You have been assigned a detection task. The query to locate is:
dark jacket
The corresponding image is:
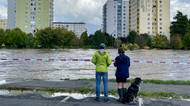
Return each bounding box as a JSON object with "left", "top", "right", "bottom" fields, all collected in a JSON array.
[{"left": 114, "top": 54, "right": 130, "bottom": 78}]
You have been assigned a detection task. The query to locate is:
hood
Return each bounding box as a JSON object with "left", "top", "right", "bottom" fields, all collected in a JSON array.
[{"left": 118, "top": 54, "right": 128, "bottom": 64}]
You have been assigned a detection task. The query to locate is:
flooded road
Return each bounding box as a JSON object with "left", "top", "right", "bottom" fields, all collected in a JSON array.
[{"left": 0, "top": 49, "right": 190, "bottom": 81}]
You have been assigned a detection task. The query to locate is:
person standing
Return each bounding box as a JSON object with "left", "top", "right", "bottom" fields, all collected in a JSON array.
[
  {"left": 114, "top": 48, "right": 130, "bottom": 103},
  {"left": 91, "top": 43, "right": 112, "bottom": 102}
]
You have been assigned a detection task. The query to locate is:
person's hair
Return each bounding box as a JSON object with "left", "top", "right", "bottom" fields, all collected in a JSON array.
[{"left": 118, "top": 48, "right": 125, "bottom": 54}]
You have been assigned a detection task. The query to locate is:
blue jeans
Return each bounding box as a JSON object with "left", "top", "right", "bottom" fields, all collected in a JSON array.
[{"left": 96, "top": 72, "right": 108, "bottom": 98}]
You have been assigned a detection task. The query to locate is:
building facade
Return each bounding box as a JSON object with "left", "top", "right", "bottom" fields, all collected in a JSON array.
[
  {"left": 0, "top": 19, "right": 7, "bottom": 30},
  {"left": 53, "top": 22, "right": 87, "bottom": 38},
  {"left": 129, "top": 0, "right": 170, "bottom": 39},
  {"left": 8, "top": 0, "right": 54, "bottom": 34},
  {"left": 103, "top": 0, "right": 129, "bottom": 38}
]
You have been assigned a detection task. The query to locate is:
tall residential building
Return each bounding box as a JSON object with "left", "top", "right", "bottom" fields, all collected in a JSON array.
[
  {"left": 129, "top": 0, "right": 170, "bottom": 38},
  {"left": 103, "top": 0, "right": 129, "bottom": 38},
  {"left": 0, "top": 19, "right": 7, "bottom": 30},
  {"left": 8, "top": 0, "right": 54, "bottom": 34},
  {"left": 53, "top": 22, "right": 87, "bottom": 38}
]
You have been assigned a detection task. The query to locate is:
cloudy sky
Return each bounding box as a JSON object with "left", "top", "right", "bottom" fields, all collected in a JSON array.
[{"left": 0, "top": 0, "right": 190, "bottom": 34}]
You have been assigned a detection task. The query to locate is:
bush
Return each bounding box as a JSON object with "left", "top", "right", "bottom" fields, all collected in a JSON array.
[
  {"left": 0, "top": 29, "right": 5, "bottom": 47},
  {"left": 152, "top": 35, "right": 170, "bottom": 49},
  {"left": 136, "top": 34, "right": 152, "bottom": 48},
  {"left": 35, "top": 28, "right": 78, "bottom": 48},
  {"left": 4, "top": 28, "right": 29, "bottom": 48},
  {"left": 88, "top": 30, "right": 116, "bottom": 48},
  {"left": 170, "top": 34, "right": 183, "bottom": 49},
  {"left": 121, "top": 43, "right": 139, "bottom": 51},
  {"left": 183, "top": 32, "right": 190, "bottom": 49}
]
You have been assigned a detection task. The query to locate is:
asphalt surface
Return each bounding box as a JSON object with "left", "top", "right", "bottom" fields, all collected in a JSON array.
[
  {"left": 1, "top": 80, "right": 190, "bottom": 106},
  {"left": 0, "top": 93, "right": 190, "bottom": 106}
]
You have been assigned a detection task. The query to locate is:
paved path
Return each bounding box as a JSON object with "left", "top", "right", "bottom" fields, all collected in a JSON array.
[
  {"left": 1, "top": 80, "right": 190, "bottom": 95},
  {"left": 1, "top": 80, "right": 190, "bottom": 106},
  {"left": 0, "top": 93, "right": 190, "bottom": 106}
]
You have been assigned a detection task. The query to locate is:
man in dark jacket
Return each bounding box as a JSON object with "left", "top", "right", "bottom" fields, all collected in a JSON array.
[{"left": 114, "top": 48, "right": 130, "bottom": 103}]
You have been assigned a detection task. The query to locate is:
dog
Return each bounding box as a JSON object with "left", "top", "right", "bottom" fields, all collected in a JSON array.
[{"left": 124, "top": 77, "right": 142, "bottom": 104}]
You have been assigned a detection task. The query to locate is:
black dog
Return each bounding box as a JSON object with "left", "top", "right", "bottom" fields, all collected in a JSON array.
[{"left": 124, "top": 77, "right": 142, "bottom": 103}]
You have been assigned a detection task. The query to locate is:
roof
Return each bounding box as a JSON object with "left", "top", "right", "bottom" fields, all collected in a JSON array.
[{"left": 53, "top": 22, "right": 86, "bottom": 25}]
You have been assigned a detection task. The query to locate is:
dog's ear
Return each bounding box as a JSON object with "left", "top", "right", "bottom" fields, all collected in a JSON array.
[{"left": 135, "top": 77, "right": 142, "bottom": 82}]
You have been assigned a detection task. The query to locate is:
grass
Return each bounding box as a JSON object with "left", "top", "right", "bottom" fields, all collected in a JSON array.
[
  {"left": 139, "top": 91, "right": 190, "bottom": 99},
  {"left": 142, "top": 80, "right": 190, "bottom": 85},
  {"left": 78, "top": 78, "right": 190, "bottom": 85}
]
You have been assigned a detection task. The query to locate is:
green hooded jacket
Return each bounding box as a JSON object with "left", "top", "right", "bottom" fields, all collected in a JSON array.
[{"left": 91, "top": 51, "right": 112, "bottom": 72}]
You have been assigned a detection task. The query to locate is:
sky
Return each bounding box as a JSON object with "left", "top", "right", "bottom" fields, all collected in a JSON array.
[{"left": 0, "top": 0, "right": 190, "bottom": 34}]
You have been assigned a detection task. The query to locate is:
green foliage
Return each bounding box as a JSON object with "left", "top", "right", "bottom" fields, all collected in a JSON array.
[
  {"left": 90, "top": 30, "right": 107, "bottom": 47},
  {"left": 35, "top": 28, "right": 64, "bottom": 48},
  {"left": 0, "top": 29, "right": 5, "bottom": 47},
  {"left": 170, "top": 11, "right": 190, "bottom": 50},
  {"left": 4, "top": 28, "right": 29, "bottom": 48},
  {"left": 121, "top": 43, "right": 139, "bottom": 50},
  {"left": 127, "top": 31, "right": 138, "bottom": 44},
  {"left": 136, "top": 34, "right": 152, "bottom": 48},
  {"left": 80, "top": 31, "right": 89, "bottom": 46},
  {"left": 105, "top": 33, "right": 115, "bottom": 47},
  {"left": 170, "top": 11, "right": 189, "bottom": 37},
  {"left": 183, "top": 32, "right": 190, "bottom": 49},
  {"left": 152, "top": 35, "right": 170, "bottom": 49},
  {"left": 88, "top": 30, "right": 115, "bottom": 48},
  {"left": 170, "top": 34, "right": 183, "bottom": 49},
  {"left": 26, "top": 33, "right": 35, "bottom": 48},
  {"left": 35, "top": 28, "right": 78, "bottom": 48}
]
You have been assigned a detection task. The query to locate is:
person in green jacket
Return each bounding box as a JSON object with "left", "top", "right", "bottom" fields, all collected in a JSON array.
[{"left": 91, "top": 43, "right": 112, "bottom": 102}]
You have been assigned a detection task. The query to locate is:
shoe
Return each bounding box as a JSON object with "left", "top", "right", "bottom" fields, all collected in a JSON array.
[
  {"left": 95, "top": 97, "right": 100, "bottom": 102},
  {"left": 118, "top": 89, "right": 124, "bottom": 103},
  {"left": 104, "top": 97, "right": 110, "bottom": 102}
]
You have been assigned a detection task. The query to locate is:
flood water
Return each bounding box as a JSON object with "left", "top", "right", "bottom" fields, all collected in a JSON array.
[{"left": 0, "top": 49, "right": 190, "bottom": 81}]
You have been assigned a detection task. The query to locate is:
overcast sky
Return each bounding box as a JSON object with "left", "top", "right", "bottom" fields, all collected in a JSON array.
[{"left": 0, "top": 0, "right": 190, "bottom": 34}]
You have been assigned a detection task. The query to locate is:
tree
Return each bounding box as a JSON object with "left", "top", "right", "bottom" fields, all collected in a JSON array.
[
  {"left": 35, "top": 28, "right": 65, "bottom": 48},
  {"left": 0, "top": 29, "right": 5, "bottom": 47},
  {"left": 127, "top": 31, "right": 138, "bottom": 44},
  {"left": 170, "top": 34, "right": 183, "bottom": 49},
  {"left": 90, "top": 30, "right": 107, "bottom": 47},
  {"left": 104, "top": 33, "right": 115, "bottom": 47},
  {"left": 26, "top": 33, "right": 35, "bottom": 48},
  {"left": 183, "top": 32, "right": 190, "bottom": 49},
  {"left": 170, "top": 11, "right": 189, "bottom": 37},
  {"left": 136, "top": 34, "right": 152, "bottom": 48},
  {"left": 4, "top": 28, "right": 28, "bottom": 48},
  {"left": 35, "top": 27, "right": 78, "bottom": 48},
  {"left": 62, "top": 29, "right": 76, "bottom": 47},
  {"left": 80, "top": 31, "right": 89, "bottom": 46},
  {"left": 152, "top": 35, "right": 170, "bottom": 49}
]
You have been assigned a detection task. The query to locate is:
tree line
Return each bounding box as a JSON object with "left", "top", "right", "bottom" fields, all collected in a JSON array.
[
  {"left": 0, "top": 28, "right": 116, "bottom": 49},
  {"left": 0, "top": 11, "right": 190, "bottom": 49}
]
